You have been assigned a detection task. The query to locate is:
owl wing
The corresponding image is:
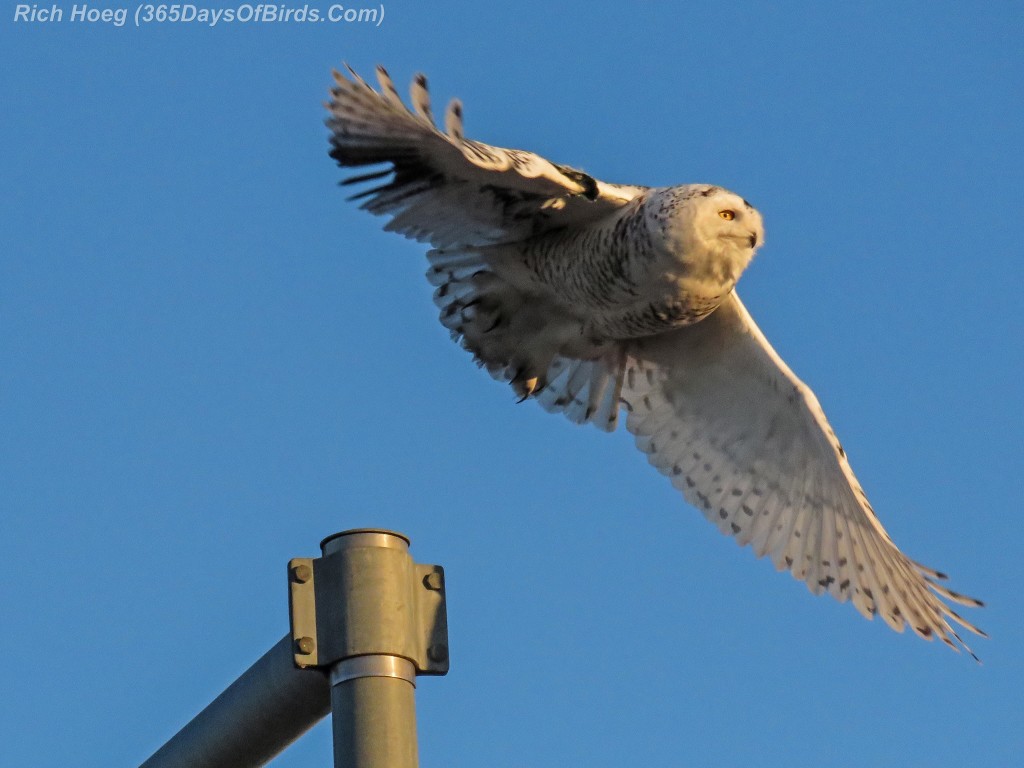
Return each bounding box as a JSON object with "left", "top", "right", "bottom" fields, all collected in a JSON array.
[
  {"left": 327, "top": 65, "right": 645, "bottom": 248},
  {"left": 622, "top": 292, "right": 985, "bottom": 655}
]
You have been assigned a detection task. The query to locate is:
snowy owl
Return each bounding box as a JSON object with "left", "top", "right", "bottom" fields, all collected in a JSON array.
[{"left": 326, "top": 65, "right": 984, "bottom": 657}]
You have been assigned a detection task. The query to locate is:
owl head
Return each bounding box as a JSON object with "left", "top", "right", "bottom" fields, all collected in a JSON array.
[{"left": 648, "top": 185, "right": 765, "bottom": 286}]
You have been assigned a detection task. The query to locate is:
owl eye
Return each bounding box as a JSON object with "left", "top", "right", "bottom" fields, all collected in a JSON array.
[{"left": 718, "top": 210, "right": 736, "bottom": 221}]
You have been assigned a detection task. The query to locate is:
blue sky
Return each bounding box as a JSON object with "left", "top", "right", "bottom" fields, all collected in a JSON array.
[{"left": 2, "top": 2, "right": 1022, "bottom": 765}]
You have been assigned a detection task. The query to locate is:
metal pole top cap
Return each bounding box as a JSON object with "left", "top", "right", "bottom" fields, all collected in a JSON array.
[{"left": 320, "top": 528, "right": 411, "bottom": 555}]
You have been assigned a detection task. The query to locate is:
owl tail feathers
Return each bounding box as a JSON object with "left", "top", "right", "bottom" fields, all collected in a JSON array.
[
  {"left": 534, "top": 353, "right": 626, "bottom": 432},
  {"left": 428, "top": 247, "right": 626, "bottom": 432}
]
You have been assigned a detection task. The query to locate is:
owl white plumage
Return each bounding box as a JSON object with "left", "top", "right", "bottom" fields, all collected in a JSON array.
[{"left": 326, "top": 65, "right": 985, "bottom": 657}]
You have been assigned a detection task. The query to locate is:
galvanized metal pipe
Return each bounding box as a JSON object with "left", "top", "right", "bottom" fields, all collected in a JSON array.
[
  {"left": 331, "top": 671, "right": 419, "bottom": 768},
  {"left": 322, "top": 530, "right": 420, "bottom": 768},
  {"left": 139, "top": 528, "right": 440, "bottom": 768},
  {"left": 138, "top": 633, "right": 331, "bottom": 768}
]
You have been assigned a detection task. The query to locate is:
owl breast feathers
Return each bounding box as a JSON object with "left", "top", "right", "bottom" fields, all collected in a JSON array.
[{"left": 326, "top": 64, "right": 985, "bottom": 658}]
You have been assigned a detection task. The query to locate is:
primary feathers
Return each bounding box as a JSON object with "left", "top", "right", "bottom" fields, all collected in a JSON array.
[{"left": 326, "top": 64, "right": 984, "bottom": 658}]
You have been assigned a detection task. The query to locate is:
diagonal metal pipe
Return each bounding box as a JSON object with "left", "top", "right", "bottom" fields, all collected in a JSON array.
[{"left": 139, "top": 633, "right": 331, "bottom": 768}]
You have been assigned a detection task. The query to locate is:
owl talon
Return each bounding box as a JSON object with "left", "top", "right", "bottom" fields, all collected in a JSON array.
[{"left": 511, "top": 371, "right": 540, "bottom": 401}]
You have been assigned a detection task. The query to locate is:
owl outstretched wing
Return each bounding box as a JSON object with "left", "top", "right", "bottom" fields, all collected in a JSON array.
[
  {"left": 328, "top": 65, "right": 984, "bottom": 657},
  {"left": 327, "top": 65, "right": 645, "bottom": 248},
  {"left": 622, "top": 292, "right": 985, "bottom": 656}
]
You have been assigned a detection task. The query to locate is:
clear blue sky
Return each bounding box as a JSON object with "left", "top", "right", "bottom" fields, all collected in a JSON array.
[{"left": 2, "top": 2, "right": 1021, "bottom": 766}]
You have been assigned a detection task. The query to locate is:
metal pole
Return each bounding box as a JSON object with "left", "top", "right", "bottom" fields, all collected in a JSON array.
[
  {"left": 138, "top": 528, "right": 447, "bottom": 768},
  {"left": 139, "top": 634, "right": 331, "bottom": 768},
  {"left": 321, "top": 530, "right": 419, "bottom": 768}
]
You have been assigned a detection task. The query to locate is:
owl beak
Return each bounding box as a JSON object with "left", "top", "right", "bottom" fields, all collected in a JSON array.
[{"left": 725, "top": 230, "right": 760, "bottom": 249}]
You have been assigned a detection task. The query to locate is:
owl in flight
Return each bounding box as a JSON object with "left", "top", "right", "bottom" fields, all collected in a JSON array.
[{"left": 327, "top": 65, "right": 984, "bottom": 657}]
